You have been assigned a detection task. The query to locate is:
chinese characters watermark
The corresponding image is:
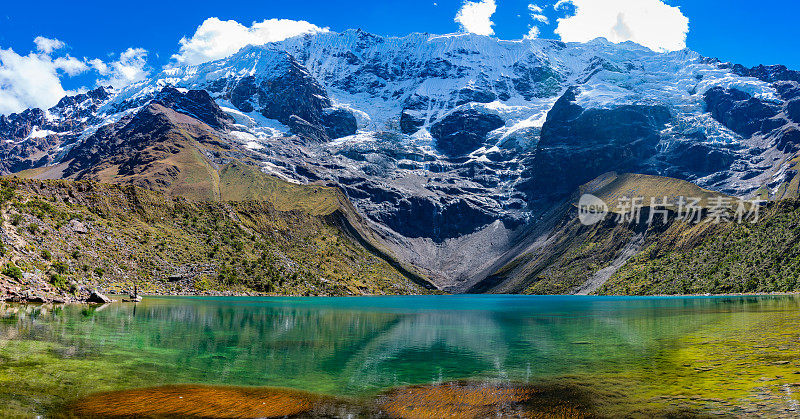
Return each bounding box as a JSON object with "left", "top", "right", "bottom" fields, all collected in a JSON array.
[{"left": 578, "top": 194, "right": 765, "bottom": 226}]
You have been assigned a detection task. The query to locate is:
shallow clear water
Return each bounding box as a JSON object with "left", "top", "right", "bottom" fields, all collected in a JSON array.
[{"left": 2, "top": 295, "right": 800, "bottom": 416}]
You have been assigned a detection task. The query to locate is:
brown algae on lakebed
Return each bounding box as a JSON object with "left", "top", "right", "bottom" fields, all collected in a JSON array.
[
  {"left": 62, "top": 385, "right": 328, "bottom": 418},
  {"left": 376, "top": 381, "right": 595, "bottom": 418},
  {"left": 62, "top": 381, "right": 598, "bottom": 418}
]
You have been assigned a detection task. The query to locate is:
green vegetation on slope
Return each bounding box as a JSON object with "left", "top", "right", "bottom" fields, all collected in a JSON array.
[
  {"left": 479, "top": 172, "right": 797, "bottom": 296},
  {"left": 0, "top": 178, "right": 429, "bottom": 299},
  {"left": 601, "top": 199, "right": 800, "bottom": 295},
  {"left": 524, "top": 220, "right": 646, "bottom": 295},
  {"left": 218, "top": 163, "right": 341, "bottom": 215},
  {"left": 581, "top": 172, "right": 729, "bottom": 213}
]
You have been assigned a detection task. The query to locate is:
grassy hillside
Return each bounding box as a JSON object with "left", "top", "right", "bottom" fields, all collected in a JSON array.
[
  {"left": 473, "top": 172, "right": 799, "bottom": 296},
  {"left": 581, "top": 172, "right": 729, "bottom": 213},
  {"left": 4, "top": 100, "right": 435, "bottom": 300},
  {"left": 0, "top": 178, "right": 431, "bottom": 302},
  {"left": 218, "top": 163, "right": 341, "bottom": 215},
  {"left": 600, "top": 199, "right": 800, "bottom": 295},
  {"left": 471, "top": 210, "right": 646, "bottom": 295}
]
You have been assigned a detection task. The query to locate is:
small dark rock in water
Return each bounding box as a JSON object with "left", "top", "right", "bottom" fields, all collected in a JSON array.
[
  {"left": 87, "top": 291, "right": 112, "bottom": 304},
  {"left": 26, "top": 295, "right": 47, "bottom": 303}
]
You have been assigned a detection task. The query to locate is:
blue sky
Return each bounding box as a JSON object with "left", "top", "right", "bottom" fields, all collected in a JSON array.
[{"left": 0, "top": 0, "right": 798, "bottom": 114}]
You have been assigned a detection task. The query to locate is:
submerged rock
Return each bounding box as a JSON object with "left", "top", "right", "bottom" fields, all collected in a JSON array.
[{"left": 65, "top": 381, "right": 597, "bottom": 418}]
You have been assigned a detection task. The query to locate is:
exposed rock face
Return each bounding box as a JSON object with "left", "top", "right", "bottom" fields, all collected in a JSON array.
[
  {"left": 704, "top": 87, "right": 782, "bottom": 137},
  {"left": 664, "top": 142, "right": 738, "bottom": 176},
  {"left": 366, "top": 193, "right": 498, "bottom": 241},
  {"left": 321, "top": 108, "right": 358, "bottom": 139},
  {"left": 221, "top": 51, "right": 334, "bottom": 141},
  {"left": 455, "top": 88, "right": 496, "bottom": 106},
  {"left": 0, "top": 108, "right": 48, "bottom": 140},
  {"left": 153, "top": 88, "right": 233, "bottom": 129},
  {"left": 523, "top": 86, "right": 672, "bottom": 201},
  {"left": 430, "top": 107, "right": 505, "bottom": 157},
  {"left": 510, "top": 61, "right": 563, "bottom": 100},
  {"left": 62, "top": 105, "right": 170, "bottom": 178},
  {"left": 775, "top": 127, "right": 800, "bottom": 153},
  {"left": 399, "top": 108, "right": 425, "bottom": 134},
  {"left": 0, "top": 87, "right": 112, "bottom": 142},
  {"left": 787, "top": 100, "right": 800, "bottom": 124},
  {"left": 0, "top": 87, "right": 113, "bottom": 174},
  {"left": 726, "top": 63, "right": 800, "bottom": 84}
]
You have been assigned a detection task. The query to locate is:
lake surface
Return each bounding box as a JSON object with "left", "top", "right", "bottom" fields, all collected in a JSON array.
[{"left": 2, "top": 295, "right": 800, "bottom": 417}]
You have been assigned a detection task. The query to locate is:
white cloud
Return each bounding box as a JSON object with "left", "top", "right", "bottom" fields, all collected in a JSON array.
[
  {"left": 88, "top": 58, "right": 109, "bottom": 75},
  {"left": 33, "top": 36, "right": 65, "bottom": 54},
  {"left": 97, "top": 48, "right": 150, "bottom": 89},
  {"left": 525, "top": 3, "right": 549, "bottom": 40},
  {"left": 553, "top": 0, "right": 689, "bottom": 52},
  {"left": 528, "top": 4, "right": 549, "bottom": 24},
  {"left": 454, "top": 0, "right": 497, "bottom": 36},
  {"left": 54, "top": 55, "right": 89, "bottom": 76},
  {"left": 0, "top": 39, "right": 148, "bottom": 115},
  {"left": 0, "top": 48, "right": 69, "bottom": 115},
  {"left": 524, "top": 26, "right": 541, "bottom": 40},
  {"left": 172, "top": 17, "right": 329, "bottom": 65}
]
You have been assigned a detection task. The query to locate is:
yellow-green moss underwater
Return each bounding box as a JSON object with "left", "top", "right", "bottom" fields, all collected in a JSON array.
[{"left": 0, "top": 177, "right": 429, "bottom": 300}]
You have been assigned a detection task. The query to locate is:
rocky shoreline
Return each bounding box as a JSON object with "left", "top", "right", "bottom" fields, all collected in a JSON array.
[
  {"left": 4, "top": 272, "right": 800, "bottom": 305},
  {"left": 1, "top": 273, "right": 424, "bottom": 304},
  {"left": 0, "top": 273, "right": 276, "bottom": 304}
]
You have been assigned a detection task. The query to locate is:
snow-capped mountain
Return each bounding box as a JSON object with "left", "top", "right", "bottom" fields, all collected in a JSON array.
[{"left": 2, "top": 30, "right": 799, "bottom": 290}]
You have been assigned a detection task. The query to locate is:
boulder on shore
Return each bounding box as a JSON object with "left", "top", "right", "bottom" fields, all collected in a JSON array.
[
  {"left": 69, "top": 219, "right": 88, "bottom": 234},
  {"left": 87, "top": 291, "right": 112, "bottom": 304}
]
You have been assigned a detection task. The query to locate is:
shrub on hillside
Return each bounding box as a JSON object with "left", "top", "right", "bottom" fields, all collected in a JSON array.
[
  {"left": 52, "top": 261, "right": 69, "bottom": 275},
  {"left": 49, "top": 273, "right": 68, "bottom": 290},
  {"left": 2, "top": 263, "right": 23, "bottom": 281}
]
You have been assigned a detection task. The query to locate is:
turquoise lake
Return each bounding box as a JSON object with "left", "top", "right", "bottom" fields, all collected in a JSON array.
[{"left": 2, "top": 295, "right": 800, "bottom": 417}]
